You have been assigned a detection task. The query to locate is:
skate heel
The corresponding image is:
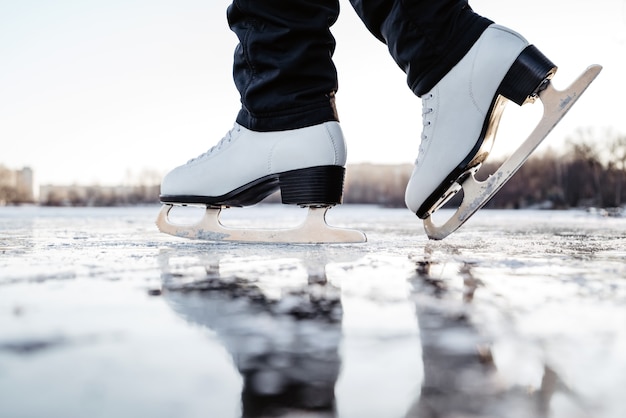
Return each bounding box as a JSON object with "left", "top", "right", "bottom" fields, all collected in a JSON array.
[
  {"left": 279, "top": 165, "right": 345, "bottom": 206},
  {"left": 499, "top": 45, "right": 557, "bottom": 105}
]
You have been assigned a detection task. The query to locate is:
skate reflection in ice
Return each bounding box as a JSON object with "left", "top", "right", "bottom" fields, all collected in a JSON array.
[
  {"left": 156, "top": 242, "right": 591, "bottom": 417},
  {"left": 158, "top": 248, "right": 349, "bottom": 417},
  {"left": 407, "top": 244, "right": 588, "bottom": 418}
]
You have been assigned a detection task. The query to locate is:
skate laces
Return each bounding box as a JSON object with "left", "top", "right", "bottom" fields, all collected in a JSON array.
[
  {"left": 187, "top": 124, "right": 241, "bottom": 163},
  {"left": 417, "top": 93, "right": 435, "bottom": 160},
  {"left": 421, "top": 93, "right": 434, "bottom": 135}
]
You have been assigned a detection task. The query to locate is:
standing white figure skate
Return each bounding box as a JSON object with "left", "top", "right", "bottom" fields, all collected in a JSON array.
[
  {"left": 404, "top": 25, "right": 602, "bottom": 240},
  {"left": 156, "top": 122, "right": 366, "bottom": 244}
]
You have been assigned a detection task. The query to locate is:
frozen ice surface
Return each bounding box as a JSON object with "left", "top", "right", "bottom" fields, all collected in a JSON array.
[{"left": 0, "top": 205, "right": 625, "bottom": 418}]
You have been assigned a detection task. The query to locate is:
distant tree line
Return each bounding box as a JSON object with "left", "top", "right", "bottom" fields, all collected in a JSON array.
[
  {"left": 343, "top": 127, "right": 626, "bottom": 210},
  {"left": 2, "top": 128, "right": 624, "bottom": 210},
  {"left": 0, "top": 183, "right": 33, "bottom": 205},
  {"left": 474, "top": 127, "right": 626, "bottom": 210},
  {"left": 39, "top": 184, "right": 160, "bottom": 207}
]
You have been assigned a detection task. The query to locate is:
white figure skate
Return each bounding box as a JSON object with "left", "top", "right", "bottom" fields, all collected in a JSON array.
[
  {"left": 156, "top": 122, "right": 366, "bottom": 243},
  {"left": 404, "top": 25, "right": 602, "bottom": 240},
  {"left": 423, "top": 65, "right": 601, "bottom": 240}
]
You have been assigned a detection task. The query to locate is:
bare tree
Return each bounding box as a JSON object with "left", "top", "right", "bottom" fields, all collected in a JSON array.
[
  {"left": 608, "top": 134, "right": 626, "bottom": 206},
  {"left": 565, "top": 128, "right": 605, "bottom": 207}
]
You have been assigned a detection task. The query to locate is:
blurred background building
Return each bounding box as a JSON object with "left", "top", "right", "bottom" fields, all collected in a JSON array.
[{"left": 0, "top": 165, "right": 35, "bottom": 205}]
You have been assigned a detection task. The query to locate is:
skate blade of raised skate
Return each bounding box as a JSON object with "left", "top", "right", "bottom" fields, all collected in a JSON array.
[
  {"left": 424, "top": 64, "right": 602, "bottom": 240},
  {"left": 156, "top": 204, "right": 367, "bottom": 244}
]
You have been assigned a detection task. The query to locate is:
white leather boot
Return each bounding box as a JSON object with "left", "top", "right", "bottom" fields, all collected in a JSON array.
[
  {"left": 405, "top": 24, "right": 556, "bottom": 218},
  {"left": 160, "top": 121, "right": 348, "bottom": 207}
]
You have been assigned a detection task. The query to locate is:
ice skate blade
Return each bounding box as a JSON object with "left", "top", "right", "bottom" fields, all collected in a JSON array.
[
  {"left": 156, "top": 205, "right": 367, "bottom": 244},
  {"left": 424, "top": 64, "right": 602, "bottom": 240}
]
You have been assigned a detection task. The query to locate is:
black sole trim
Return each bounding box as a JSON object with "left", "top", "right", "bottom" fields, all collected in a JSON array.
[{"left": 160, "top": 165, "right": 345, "bottom": 207}]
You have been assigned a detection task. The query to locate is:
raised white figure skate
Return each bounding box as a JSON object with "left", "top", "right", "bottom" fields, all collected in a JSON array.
[
  {"left": 422, "top": 64, "right": 601, "bottom": 240},
  {"left": 156, "top": 122, "right": 366, "bottom": 243},
  {"left": 404, "top": 24, "right": 602, "bottom": 240}
]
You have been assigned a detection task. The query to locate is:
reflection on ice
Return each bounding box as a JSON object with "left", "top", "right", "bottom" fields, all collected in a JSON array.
[
  {"left": 407, "top": 247, "right": 592, "bottom": 418},
  {"left": 160, "top": 250, "right": 342, "bottom": 417},
  {"left": 0, "top": 206, "right": 625, "bottom": 418}
]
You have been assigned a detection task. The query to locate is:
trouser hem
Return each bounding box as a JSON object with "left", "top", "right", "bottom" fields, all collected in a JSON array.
[{"left": 236, "top": 99, "right": 339, "bottom": 132}]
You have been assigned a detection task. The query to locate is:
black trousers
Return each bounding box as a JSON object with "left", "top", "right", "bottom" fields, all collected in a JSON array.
[{"left": 227, "top": 0, "right": 492, "bottom": 132}]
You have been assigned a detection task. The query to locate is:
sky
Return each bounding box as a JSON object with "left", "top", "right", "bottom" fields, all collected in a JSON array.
[{"left": 1, "top": 0, "right": 625, "bottom": 186}]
